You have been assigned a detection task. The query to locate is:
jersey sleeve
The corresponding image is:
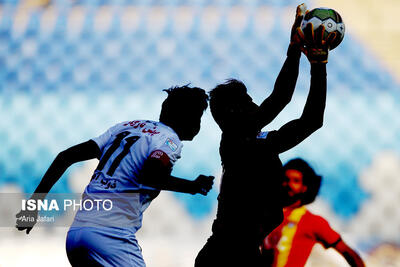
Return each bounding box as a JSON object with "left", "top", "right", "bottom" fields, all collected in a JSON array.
[
  {"left": 158, "top": 136, "right": 183, "bottom": 165},
  {"left": 313, "top": 215, "right": 341, "bottom": 248},
  {"left": 150, "top": 133, "right": 183, "bottom": 166},
  {"left": 91, "top": 123, "right": 121, "bottom": 152},
  {"left": 147, "top": 124, "right": 183, "bottom": 165}
]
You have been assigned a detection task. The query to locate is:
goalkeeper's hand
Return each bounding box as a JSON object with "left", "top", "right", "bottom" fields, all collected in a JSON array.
[
  {"left": 290, "top": 3, "right": 308, "bottom": 48},
  {"left": 302, "top": 23, "right": 337, "bottom": 64}
]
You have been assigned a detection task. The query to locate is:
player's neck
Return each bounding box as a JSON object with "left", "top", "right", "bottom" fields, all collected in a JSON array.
[
  {"left": 160, "top": 120, "right": 180, "bottom": 137},
  {"left": 285, "top": 200, "right": 303, "bottom": 211}
]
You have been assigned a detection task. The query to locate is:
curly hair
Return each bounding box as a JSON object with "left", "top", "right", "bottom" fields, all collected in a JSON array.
[
  {"left": 283, "top": 158, "right": 322, "bottom": 205},
  {"left": 159, "top": 84, "right": 209, "bottom": 122}
]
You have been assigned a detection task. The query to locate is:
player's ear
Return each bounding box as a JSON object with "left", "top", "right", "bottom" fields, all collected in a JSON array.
[{"left": 301, "top": 185, "right": 308, "bottom": 193}]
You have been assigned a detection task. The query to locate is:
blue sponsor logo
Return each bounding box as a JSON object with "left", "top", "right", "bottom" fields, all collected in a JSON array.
[{"left": 165, "top": 138, "right": 178, "bottom": 152}]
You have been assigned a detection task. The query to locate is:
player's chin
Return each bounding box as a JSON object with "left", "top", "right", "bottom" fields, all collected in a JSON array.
[
  {"left": 282, "top": 198, "right": 294, "bottom": 206},
  {"left": 282, "top": 195, "right": 296, "bottom": 205},
  {"left": 181, "top": 136, "right": 194, "bottom": 141},
  {"left": 182, "top": 132, "right": 198, "bottom": 141}
]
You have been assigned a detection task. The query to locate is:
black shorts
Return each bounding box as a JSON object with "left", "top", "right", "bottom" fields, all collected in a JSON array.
[{"left": 195, "top": 234, "right": 262, "bottom": 267}]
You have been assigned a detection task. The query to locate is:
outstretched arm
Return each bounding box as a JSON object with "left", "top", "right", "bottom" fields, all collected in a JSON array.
[
  {"left": 33, "top": 140, "right": 101, "bottom": 196},
  {"left": 266, "top": 21, "right": 341, "bottom": 153},
  {"left": 266, "top": 63, "right": 326, "bottom": 153},
  {"left": 139, "top": 150, "right": 214, "bottom": 195},
  {"left": 334, "top": 240, "right": 365, "bottom": 267},
  {"left": 256, "top": 48, "right": 301, "bottom": 128},
  {"left": 16, "top": 140, "right": 101, "bottom": 233},
  {"left": 255, "top": 4, "right": 307, "bottom": 128}
]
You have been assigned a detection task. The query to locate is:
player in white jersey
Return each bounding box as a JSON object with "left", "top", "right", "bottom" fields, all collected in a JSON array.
[{"left": 16, "top": 85, "right": 214, "bottom": 266}]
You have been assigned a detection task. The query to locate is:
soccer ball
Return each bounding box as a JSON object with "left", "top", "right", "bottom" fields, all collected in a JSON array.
[{"left": 301, "top": 7, "right": 345, "bottom": 50}]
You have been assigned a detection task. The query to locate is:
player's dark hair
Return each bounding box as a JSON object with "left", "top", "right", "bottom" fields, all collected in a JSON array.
[
  {"left": 159, "top": 84, "right": 208, "bottom": 123},
  {"left": 209, "top": 79, "right": 248, "bottom": 130},
  {"left": 284, "top": 158, "right": 322, "bottom": 205}
]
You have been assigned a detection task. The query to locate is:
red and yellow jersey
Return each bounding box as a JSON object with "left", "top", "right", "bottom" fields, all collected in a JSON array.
[{"left": 263, "top": 206, "right": 341, "bottom": 267}]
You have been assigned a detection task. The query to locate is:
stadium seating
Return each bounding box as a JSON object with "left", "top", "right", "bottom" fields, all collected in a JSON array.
[{"left": 1, "top": 1, "right": 399, "bottom": 225}]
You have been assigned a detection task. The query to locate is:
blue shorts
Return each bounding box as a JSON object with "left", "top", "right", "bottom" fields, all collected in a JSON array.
[{"left": 66, "top": 227, "right": 145, "bottom": 267}]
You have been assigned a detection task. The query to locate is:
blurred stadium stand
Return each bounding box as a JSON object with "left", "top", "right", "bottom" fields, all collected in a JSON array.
[{"left": 1, "top": 1, "right": 400, "bottom": 266}]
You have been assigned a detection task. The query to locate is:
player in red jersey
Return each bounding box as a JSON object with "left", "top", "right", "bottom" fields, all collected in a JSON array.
[{"left": 262, "top": 158, "right": 365, "bottom": 267}]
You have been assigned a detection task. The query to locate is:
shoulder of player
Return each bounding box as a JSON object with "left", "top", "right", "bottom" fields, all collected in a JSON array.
[
  {"left": 116, "top": 120, "right": 182, "bottom": 149},
  {"left": 116, "top": 120, "right": 169, "bottom": 137},
  {"left": 155, "top": 122, "right": 182, "bottom": 141},
  {"left": 119, "top": 120, "right": 156, "bottom": 128},
  {"left": 303, "top": 209, "right": 329, "bottom": 224},
  {"left": 149, "top": 123, "right": 182, "bottom": 151}
]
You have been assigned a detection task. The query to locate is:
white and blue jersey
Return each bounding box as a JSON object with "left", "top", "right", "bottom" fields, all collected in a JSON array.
[{"left": 67, "top": 120, "right": 182, "bottom": 266}]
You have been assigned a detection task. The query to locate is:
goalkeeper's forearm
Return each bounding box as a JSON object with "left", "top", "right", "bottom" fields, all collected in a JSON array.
[
  {"left": 257, "top": 51, "right": 301, "bottom": 128},
  {"left": 300, "top": 63, "right": 327, "bottom": 125},
  {"left": 272, "top": 48, "right": 301, "bottom": 102}
]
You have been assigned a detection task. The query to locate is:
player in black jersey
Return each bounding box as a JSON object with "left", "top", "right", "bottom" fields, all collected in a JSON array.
[{"left": 195, "top": 4, "right": 338, "bottom": 267}]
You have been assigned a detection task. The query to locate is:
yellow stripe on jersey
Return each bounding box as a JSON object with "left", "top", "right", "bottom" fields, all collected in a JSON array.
[{"left": 276, "top": 206, "right": 307, "bottom": 267}]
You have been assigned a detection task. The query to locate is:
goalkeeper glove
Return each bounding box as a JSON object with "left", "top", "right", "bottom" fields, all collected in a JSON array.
[
  {"left": 290, "top": 3, "right": 308, "bottom": 47},
  {"left": 301, "top": 22, "right": 337, "bottom": 63}
]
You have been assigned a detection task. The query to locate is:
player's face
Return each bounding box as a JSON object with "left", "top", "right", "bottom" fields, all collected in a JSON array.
[
  {"left": 283, "top": 169, "right": 307, "bottom": 198},
  {"left": 177, "top": 109, "right": 203, "bottom": 141},
  {"left": 225, "top": 93, "right": 258, "bottom": 122},
  {"left": 235, "top": 94, "right": 258, "bottom": 115},
  {"left": 182, "top": 117, "right": 201, "bottom": 140}
]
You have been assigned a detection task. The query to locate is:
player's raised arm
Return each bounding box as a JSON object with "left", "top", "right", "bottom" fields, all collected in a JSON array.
[
  {"left": 266, "top": 62, "right": 326, "bottom": 154},
  {"left": 139, "top": 150, "right": 214, "bottom": 195},
  {"left": 256, "top": 4, "right": 307, "bottom": 129},
  {"left": 264, "top": 22, "right": 337, "bottom": 154},
  {"left": 16, "top": 140, "right": 101, "bottom": 234},
  {"left": 333, "top": 240, "right": 365, "bottom": 267}
]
